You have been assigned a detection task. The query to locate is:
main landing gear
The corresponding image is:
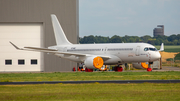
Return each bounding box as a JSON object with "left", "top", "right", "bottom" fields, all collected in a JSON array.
[{"left": 114, "top": 65, "right": 123, "bottom": 72}]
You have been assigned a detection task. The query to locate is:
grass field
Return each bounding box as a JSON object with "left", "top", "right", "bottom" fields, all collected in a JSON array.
[
  {"left": 1, "top": 71, "right": 180, "bottom": 82},
  {"left": 1, "top": 72, "right": 180, "bottom": 101},
  {"left": 0, "top": 83, "right": 180, "bottom": 101},
  {"left": 155, "top": 45, "right": 180, "bottom": 52}
]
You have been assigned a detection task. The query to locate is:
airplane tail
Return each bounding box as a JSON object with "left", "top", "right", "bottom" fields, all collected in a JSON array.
[{"left": 51, "top": 14, "right": 72, "bottom": 45}]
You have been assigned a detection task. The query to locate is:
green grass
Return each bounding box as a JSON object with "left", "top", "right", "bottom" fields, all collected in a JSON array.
[
  {"left": 1, "top": 71, "right": 180, "bottom": 82},
  {"left": 0, "top": 83, "right": 180, "bottom": 101},
  {"left": 155, "top": 45, "right": 180, "bottom": 52},
  {"left": 175, "top": 53, "right": 180, "bottom": 60},
  {"left": 1, "top": 72, "right": 180, "bottom": 101}
]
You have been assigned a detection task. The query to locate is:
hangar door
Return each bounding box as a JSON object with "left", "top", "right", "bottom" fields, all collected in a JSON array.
[{"left": 0, "top": 23, "right": 44, "bottom": 72}]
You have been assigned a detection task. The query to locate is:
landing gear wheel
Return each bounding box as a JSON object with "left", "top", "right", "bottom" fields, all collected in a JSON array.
[
  {"left": 147, "top": 68, "right": 152, "bottom": 72},
  {"left": 147, "top": 62, "right": 153, "bottom": 72},
  {"left": 85, "top": 68, "right": 93, "bottom": 72},
  {"left": 115, "top": 66, "right": 123, "bottom": 72}
]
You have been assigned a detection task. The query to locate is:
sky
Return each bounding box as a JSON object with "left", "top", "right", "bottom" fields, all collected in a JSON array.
[{"left": 79, "top": 0, "right": 180, "bottom": 37}]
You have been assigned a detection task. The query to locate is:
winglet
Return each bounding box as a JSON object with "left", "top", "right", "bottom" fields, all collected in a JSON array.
[
  {"left": 9, "top": 41, "right": 22, "bottom": 50},
  {"left": 159, "top": 43, "right": 164, "bottom": 51}
]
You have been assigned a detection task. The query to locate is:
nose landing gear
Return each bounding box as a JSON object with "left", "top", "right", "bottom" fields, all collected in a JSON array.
[{"left": 147, "top": 62, "right": 153, "bottom": 72}]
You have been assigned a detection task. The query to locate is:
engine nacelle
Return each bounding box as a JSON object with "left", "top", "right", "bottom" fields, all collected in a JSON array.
[
  {"left": 132, "top": 62, "right": 149, "bottom": 69},
  {"left": 84, "top": 56, "right": 104, "bottom": 69}
]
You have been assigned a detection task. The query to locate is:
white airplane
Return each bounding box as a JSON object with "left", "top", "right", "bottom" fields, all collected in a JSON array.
[{"left": 10, "top": 14, "right": 164, "bottom": 70}]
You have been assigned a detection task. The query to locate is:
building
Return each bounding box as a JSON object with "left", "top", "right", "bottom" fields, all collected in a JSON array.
[
  {"left": 153, "top": 25, "right": 164, "bottom": 37},
  {"left": 0, "top": 0, "right": 79, "bottom": 72}
]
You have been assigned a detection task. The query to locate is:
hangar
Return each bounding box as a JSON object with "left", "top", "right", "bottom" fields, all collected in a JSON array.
[{"left": 0, "top": 0, "right": 79, "bottom": 72}]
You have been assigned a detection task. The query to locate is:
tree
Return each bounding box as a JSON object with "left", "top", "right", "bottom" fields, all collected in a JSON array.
[
  {"left": 79, "top": 34, "right": 180, "bottom": 45},
  {"left": 79, "top": 35, "right": 96, "bottom": 43},
  {"left": 147, "top": 40, "right": 155, "bottom": 45},
  {"left": 177, "top": 34, "right": 180, "bottom": 40},
  {"left": 154, "top": 40, "right": 160, "bottom": 45},
  {"left": 95, "top": 36, "right": 110, "bottom": 43},
  {"left": 110, "top": 35, "right": 122, "bottom": 43},
  {"left": 140, "top": 35, "right": 152, "bottom": 43},
  {"left": 178, "top": 39, "right": 180, "bottom": 45},
  {"left": 168, "top": 34, "right": 177, "bottom": 42},
  {"left": 173, "top": 39, "right": 178, "bottom": 45}
]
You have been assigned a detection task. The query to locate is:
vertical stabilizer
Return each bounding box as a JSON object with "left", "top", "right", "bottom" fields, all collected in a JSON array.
[{"left": 51, "top": 14, "right": 72, "bottom": 45}]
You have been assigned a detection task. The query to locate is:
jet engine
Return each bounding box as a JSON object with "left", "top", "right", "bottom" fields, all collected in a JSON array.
[
  {"left": 132, "top": 62, "right": 149, "bottom": 69},
  {"left": 84, "top": 56, "right": 104, "bottom": 69}
]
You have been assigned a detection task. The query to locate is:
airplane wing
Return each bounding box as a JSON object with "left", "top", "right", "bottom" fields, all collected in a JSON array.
[{"left": 9, "top": 42, "right": 111, "bottom": 59}]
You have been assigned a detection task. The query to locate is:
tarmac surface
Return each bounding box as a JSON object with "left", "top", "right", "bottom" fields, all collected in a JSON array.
[
  {"left": 153, "top": 66, "right": 180, "bottom": 71},
  {"left": 0, "top": 80, "right": 180, "bottom": 85}
]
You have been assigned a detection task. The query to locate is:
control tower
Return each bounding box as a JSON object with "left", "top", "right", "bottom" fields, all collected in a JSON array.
[{"left": 153, "top": 25, "right": 164, "bottom": 37}]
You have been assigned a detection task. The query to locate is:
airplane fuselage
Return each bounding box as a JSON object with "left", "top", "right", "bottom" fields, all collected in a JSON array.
[{"left": 49, "top": 43, "right": 161, "bottom": 65}]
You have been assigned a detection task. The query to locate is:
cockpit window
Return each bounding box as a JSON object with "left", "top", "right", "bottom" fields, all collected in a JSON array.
[
  {"left": 144, "top": 47, "right": 157, "bottom": 51},
  {"left": 149, "top": 48, "right": 157, "bottom": 51},
  {"left": 144, "top": 47, "right": 149, "bottom": 51}
]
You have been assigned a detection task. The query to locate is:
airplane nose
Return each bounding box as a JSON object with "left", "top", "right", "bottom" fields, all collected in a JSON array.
[
  {"left": 151, "top": 52, "right": 161, "bottom": 61},
  {"left": 156, "top": 52, "right": 161, "bottom": 59}
]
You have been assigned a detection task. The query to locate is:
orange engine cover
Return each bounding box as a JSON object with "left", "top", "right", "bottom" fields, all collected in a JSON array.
[
  {"left": 93, "top": 56, "right": 104, "bottom": 69},
  {"left": 84, "top": 56, "right": 104, "bottom": 69},
  {"left": 141, "top": 62, "right": 149, "bottom": 69},
  {"left": 132, "top": 62, "right": 149, "bottom": 69}
]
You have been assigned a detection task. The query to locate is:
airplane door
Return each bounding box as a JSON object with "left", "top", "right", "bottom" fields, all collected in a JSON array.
[{"left": 135, "top": 46, "right": 140, "bottom": 56}]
